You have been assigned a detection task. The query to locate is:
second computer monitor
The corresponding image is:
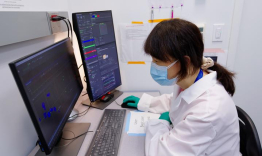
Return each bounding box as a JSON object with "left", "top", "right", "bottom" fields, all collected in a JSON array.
[{"left": 73, "top": 10, "right": 122, "bottom": 102}]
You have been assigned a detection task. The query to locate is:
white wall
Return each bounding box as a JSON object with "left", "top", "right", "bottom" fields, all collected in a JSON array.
[
  {"left": 68, "top": 0, "right": 235, "bottom": 95},
  {"left": 232, "top": 0, "right": 262, "bottom": 142},
  {"left": 227, "top": 0, "right": 244, "bottom": 71}
]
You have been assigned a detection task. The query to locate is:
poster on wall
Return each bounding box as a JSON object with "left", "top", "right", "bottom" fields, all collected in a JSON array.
[
  {"left": 119, "top": 23, "right": 158, "bottom": 62},
  {"left": 0, "top": 0, "right": 25, "bottom": 9},
  {"left": 0, "top": 0, "right": 67, "bottom": 11}
]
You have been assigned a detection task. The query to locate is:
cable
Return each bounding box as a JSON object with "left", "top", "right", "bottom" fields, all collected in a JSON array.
[
  {"left": 61, "top": 130, "right": 93, "bottom": 140},
  {"left": 50, "top": 16, "right": 66, "bottom": 21},
  {"left": 69, "top": 107, "right": 89, "bottom": 119},
  {"left": 62, "top": 19, "right": 70, "bottom": 38},
  {"left": 53, "top": 130, "right": 76, "bottom": 148},
  {"left": 51, "top": 16, "right": 72, "bottom": 44},
  {"left": 67, "top": 19, "right": 73, "bottom": 46},
  {"left": 68, "top": 106, "right": 90, "bottom": 119},
  {"left": 82, "top": 93, "right": 88, "bottom": 96},
  {"left": 78, "top": 64, "right": 83, "bottom": 69},
  {"left": 54, "top": 140, "right": 73, "bottom": 148},
  {"left": 68, "top": 100, "right": 92, "bottom": 120},
  {"left": 54, "top": 130, "right": 92, "bottom": 148},
  {"left": 76, "top": 108, "right": 90, "bottom": 117}
]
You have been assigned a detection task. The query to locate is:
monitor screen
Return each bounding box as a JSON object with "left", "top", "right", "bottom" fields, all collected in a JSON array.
[
  {"left": 9, "top": 38, "right": 83, "bottom": 155},
  {"left": 72, "top": 10, "right": 122, "bottom": 102}
]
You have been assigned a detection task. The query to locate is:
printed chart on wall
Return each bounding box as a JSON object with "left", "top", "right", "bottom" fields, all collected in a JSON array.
[
  {"left": 0, "top": 0, "right": 25, "bottom": 9},
  {"left": 119, "top": 0, "right": 183, "bottom": 63},
  {"left": 0, "top": 0, "right": 66, "bottom": 11},
  {"left": 119, "top": 23, "right": 157, "bottom": 63}
]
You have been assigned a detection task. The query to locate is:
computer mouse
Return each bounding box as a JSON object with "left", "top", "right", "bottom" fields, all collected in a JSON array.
[
  {"left": 121, "top": 100, "right": 137, "bottom": 109},
  {"left": 101, "top": 96, "right": 110, "bottom": 102},
  {"left": 100, "top": 94, "right": 114, "bottom": 102}
]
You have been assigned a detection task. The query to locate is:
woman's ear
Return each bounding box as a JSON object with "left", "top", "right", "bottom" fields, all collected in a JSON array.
[
  {"left": 184, "top": 56, "right": 191, "bottom": 65},
  {"left": 184, "top": 56, "right": 194, "bottom": 75}
]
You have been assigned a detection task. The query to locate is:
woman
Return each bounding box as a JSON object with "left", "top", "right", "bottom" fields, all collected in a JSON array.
[{"left": 123, "top": 19, "right": 240, "bottom": 156}]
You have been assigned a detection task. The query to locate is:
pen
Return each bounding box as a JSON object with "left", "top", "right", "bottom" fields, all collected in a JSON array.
[
  {"left": 181, "top": 3, "right": 183, "bottom": 17},
  {"left": 171, "top": 5, "right": 174, "bottom": 18},
  {"left": 151, "top": 6, "right": 154, "bottom": 21}
]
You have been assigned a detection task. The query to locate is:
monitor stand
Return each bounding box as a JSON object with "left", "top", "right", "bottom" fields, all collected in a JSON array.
[
  {"left": 35, "top": 122, "right": 91, "bottom": 156},
  {"left": 82, "top": 90, "right": 123, "bottom": 110}
]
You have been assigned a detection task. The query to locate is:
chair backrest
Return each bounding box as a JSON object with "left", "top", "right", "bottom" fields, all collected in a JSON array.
[{"left": 236, "top": 106, "right": 262, "bottom": 156}]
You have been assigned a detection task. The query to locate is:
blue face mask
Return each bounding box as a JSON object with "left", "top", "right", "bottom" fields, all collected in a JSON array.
[{"left": 150, "top": 60, "right": 178, "bottom": 86}]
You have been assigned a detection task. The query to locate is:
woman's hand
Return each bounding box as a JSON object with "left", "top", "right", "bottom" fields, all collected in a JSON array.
[
  {"left": 159, "top": 112, "right": 172, "bottom": 124},
  {"left": 123, "top": 95, "right": 140, "bottom": 108}
]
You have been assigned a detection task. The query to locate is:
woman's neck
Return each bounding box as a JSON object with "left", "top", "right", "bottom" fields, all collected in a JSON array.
[{"left": 177, "top": 69, "right": 208, "bottom": 90}]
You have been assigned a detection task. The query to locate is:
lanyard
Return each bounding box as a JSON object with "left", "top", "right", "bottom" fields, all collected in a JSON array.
[{"left": 194, "top": 69, "right": 203, "bottom": 83}]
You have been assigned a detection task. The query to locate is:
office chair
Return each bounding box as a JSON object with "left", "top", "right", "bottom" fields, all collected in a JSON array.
[{"left": 236, "top": 106, "right": 262, "bottom": 156}]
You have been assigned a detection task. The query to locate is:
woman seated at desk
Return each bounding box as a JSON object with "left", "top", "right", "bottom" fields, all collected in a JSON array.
[{"left": 123, "top": 19, "right": 241, "bottom": 156}]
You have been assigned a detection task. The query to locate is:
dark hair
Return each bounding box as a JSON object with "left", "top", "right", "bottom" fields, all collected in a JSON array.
[{"left": 144, "top": 19, "right": 235, "bottom": 96}]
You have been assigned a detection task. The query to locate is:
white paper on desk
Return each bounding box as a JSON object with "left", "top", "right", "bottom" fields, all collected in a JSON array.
[
  {"left": 119, "top": 23, "right": 152, "bottom": 62},
  {"left": 128, "top": 111, "right": 160, "bottom": 134}
]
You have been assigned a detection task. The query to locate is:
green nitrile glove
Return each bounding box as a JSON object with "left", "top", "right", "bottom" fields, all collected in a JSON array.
[
  {"left": 123, "top": 95, "right": 140, "bottom": 108},
  {"left": 159, "top": 112, "right": 172, "bottom": 124}
]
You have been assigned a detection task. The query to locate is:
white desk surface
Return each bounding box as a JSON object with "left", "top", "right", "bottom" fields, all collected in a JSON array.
[{"left": 28, "top": 91, "right": 160, "bottom": 156}]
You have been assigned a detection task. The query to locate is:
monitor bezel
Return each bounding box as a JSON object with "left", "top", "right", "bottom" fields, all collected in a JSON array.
[
  {"left": 72, "top": 10, "right": 122, "bottom": 102},
  {"left": 9, "top": 38, "right": 82, "bottom": 155}
]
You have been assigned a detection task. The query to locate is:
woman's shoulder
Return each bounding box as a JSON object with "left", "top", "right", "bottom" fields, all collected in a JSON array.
[
  {"left": 188, "top": 83, "right": 236, "bottom": 121},
  {"left": 193, "top": 83, "right": 238, "bottom": 130}
]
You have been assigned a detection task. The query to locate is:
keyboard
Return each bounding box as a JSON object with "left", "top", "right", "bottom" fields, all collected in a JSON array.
[{"left": 86, "top": 109, "right": 126, "bottom": 156}]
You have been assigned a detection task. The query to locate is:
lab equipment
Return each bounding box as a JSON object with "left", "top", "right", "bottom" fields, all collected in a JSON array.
[{"left": 85, "top": 109, "right": 126, "bottom": 156}]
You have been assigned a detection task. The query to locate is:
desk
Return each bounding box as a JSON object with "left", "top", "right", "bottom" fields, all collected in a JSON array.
[{"left": 29, "top": 91, "right": 160, "bottom": 156}]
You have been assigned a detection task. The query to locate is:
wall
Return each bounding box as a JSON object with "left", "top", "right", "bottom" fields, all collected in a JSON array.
[
  {"left": 68, "top": 0, "right": 235, "bottom": 96},
  {"left": 0, "top": 1, "right": 69, "bottom": 156},
  {"left": 232, "top": 0, "right": 262, "bottom": 142}
]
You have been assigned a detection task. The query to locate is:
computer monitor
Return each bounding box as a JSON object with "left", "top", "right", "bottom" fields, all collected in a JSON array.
[
  {"left": 9, "top": 38, "right": 84, "bottom": 155},
  {"left": 72, "top": 10, "right": 123, "bottom": 109}
]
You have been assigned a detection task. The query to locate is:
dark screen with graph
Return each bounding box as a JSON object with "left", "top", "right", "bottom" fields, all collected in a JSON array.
[
  {"left": 73, "top": 10, "right": 121, "bottom": 101},
  {"left": 9, "top": 38, "right": 82, "bottom": 151}
]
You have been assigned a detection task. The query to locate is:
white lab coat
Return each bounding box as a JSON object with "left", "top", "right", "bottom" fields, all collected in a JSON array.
[{"left": 137, "top": 71, "right": 241, "bottom": 156}]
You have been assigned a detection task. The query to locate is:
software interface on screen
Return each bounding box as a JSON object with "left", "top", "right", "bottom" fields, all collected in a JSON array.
[
  {"left": 75, "top": 11, "right": 121, "bottom": 101},
  {"left": 13, "top": 39, "right": 82, "bottom": 149}
]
